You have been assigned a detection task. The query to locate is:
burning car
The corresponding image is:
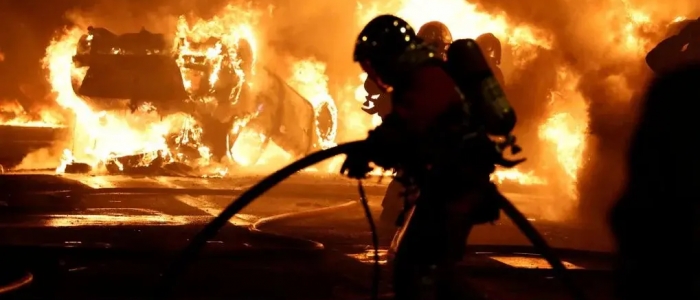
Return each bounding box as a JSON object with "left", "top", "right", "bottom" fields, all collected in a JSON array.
[
  {"left": 69, "top": 25, "right": 336, "bottom": 171},
  {"left": 72, "top": 26, "right": 187, "bottom": 113}
]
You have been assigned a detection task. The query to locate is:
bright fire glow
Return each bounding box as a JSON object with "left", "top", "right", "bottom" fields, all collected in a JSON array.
[
  {"left": 351, "top": 0, "right": 686, "bottom": 213},
  {"left": 0, "top": 100, "right": 63, "bottom": 127},
  {"left": 354, "top": 0, "right": 559, "bottom": 189},
  {"left": 29, "top": 4, "right": 341, "bottom": 175},
  {"left": 287, "top": 59, "right": 339, "bottom": 150},
  {"left": 5, "top": 0, "right": 688, "bottom": 219}
]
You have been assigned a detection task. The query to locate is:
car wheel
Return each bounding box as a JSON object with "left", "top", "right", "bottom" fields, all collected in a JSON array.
[{"left": 227, "top": 124, "right": 270, "bottom": 166}]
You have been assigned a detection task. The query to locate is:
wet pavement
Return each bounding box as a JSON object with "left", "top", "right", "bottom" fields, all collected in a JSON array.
[
  {"left": 0, "top": 172, "right": 368, "bottom": 299},
  {"left": 0, "top": 172, "right": 371, "bottom": 226},
  {"left": 255, "top": 193, "right": 615, "bottom": 252},
  {"left": 0, "top": 172, "right": 616, "bottom": 299},
  {"left": 0, "top": 171, "right": 614, "bottom": 254}
]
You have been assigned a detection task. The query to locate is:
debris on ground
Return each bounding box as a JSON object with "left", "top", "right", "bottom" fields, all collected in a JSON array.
[{"left": 64, "top": 162, "right": 91, "bottom": 174}]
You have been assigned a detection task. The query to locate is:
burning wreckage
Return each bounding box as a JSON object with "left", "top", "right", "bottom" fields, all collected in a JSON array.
[{"left": 66, "top": 26, "right": 336, "bottom": 176}]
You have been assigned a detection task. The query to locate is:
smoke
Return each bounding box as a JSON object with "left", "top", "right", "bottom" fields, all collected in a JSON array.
[
  {"left": 60, "top": 1, "right": 182, "bottom": 39},
  {"left": 13, "top": 0, "right": 695, "bottom": 220},
  {"left": 255, "top": 0, "right": 360, "bottom": 77},
  {"left": 473, "top": 0, "right": 700, "bottom": 223},
  {"left": 249, "top": 0, "right": 366, "bottom": 141},
  {"left": 0, "top": 5, "right": 51, "bottom": 109},
  {"left": 502, "top": 48, "right": 558, "bottom": 170},
  {"left": 15, "top": 143, "right": 68, "bottom": 170}
]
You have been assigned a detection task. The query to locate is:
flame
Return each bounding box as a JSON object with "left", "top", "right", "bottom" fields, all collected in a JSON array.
[
  {"left": 9, "top": 0, "right": 679, "bottom": 215},
  {"left": 55, "top": 148, "right": 75, "bottom": 174},
  {"left": 538, "top": 68, "right": 589, "bottom": 198},
  {"left": 171, "top": 5, "right": 340, "bottom": 169},
  {"left": 31, "top": 4, "right": 346, "bottom": 175},
  {"left": 354, "top": 0, "right": 554, "bottom": 186},
  {"left": 491, "top": 169, "right": 548, "bottom": 186},
  {"left": 174, "top": 5, "right": 259, "bottom": 105},
  {"left": 37, "top": 7, "right": 266, "bottom": 175},
  {"left": 287, "top": 59, "right": 339, "bottom": 150},
  {"left": 44, "top": 28, "right": 185, "bottom": 171},
  {"left": 0, "top": 100, "right": 63, "bottom": 127},
  {"left": 349, "top": 0, "right": 686, "bottom": 209}
]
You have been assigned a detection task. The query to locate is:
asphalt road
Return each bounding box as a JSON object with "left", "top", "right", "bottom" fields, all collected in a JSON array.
[
  {"left": 0, "top": 171, "right": 616, "bottom": 299},
  {"left": 1, "top": 172, "right": 381, "bottom": 225},
  {"left": 0, "top": 125, "right": 614, "bottom": 253},
  {"left": 0, "top": 171, "right": 615, "bottom": 254},
  {"left": 0, "top": 126, "right": 67, "bottom": 169}
]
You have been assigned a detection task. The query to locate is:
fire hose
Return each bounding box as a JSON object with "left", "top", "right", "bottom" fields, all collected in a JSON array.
[
  {"left": 357, "top": 181, "right": 380, "bottom": 300},
  {"left": 158, "top": 141, "right": 586, "bottom": 300}
]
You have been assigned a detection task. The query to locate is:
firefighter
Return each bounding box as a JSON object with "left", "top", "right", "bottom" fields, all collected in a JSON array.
[
  {"left": 362, "top": 20, "right": 453, "bottom": 116},
  {"left": 417, "top": 21, "right": 453, "bottom": 60},
  {"left": 475, "top": 33, "right": 504, "bottom": 85},
  {"left": 646, "top": 17, "right": 700, "bottom": 75},
  {"left": 609, "top": 65, "right": 700, "bottom": 300},
  {"left": 364, "top": 20, "right": 455, "bottom": 226},
  {"left": 342, "top": 15, "right": 518, "bottom": 299},
  {"left": 416, "top": 23, "right": 504, "bottom": 85},
  {"left": 361, "top": 77, "right": 404, "bottom": 227}
]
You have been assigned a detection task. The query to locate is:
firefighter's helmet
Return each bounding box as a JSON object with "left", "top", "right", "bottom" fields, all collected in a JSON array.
[
  {"left": 417, "top": 21, "right": 452, "bottom": 57},
  {"left": 475, "top": 33, "right": 502, "bottom": 65},
  {"left": 354, "top": 15, "right": 420, "bottom": 63},
  {"left": 353, "top": 15, "right": 422, "bottom": 91}
]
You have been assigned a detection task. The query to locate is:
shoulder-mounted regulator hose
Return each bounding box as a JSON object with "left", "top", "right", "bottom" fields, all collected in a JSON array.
[{"left": 158, "top": 140, "right": 586, "bottom": 300}]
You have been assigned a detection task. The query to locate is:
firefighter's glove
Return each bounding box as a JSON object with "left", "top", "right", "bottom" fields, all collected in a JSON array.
[
  {"left": 340, "top": 147, "right": 373, "bottom": 179},
  {"left": 365, "top": 120, "right": 410, "bottom": 170}
]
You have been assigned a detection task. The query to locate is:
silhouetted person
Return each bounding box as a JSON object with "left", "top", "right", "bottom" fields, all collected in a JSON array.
[
  {"left": 609, "top": 64, "right": 700, "bottom": 300},
  {"left": 475, "top": 33, "right": 504, "bottom": 86},
  {"left": 646, "top": 18, "right": 700, "bottom": 75}
]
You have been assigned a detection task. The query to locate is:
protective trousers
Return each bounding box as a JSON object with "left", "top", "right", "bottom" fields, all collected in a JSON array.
[
  {"left": 390, "top": 177, "right": 495, "bottom": 300},
  {"left": 391, "top": 202, "right": 474, "bottom": 300},
  {"left": 380, "top": 177, "right": 407, "bottom": 226}
]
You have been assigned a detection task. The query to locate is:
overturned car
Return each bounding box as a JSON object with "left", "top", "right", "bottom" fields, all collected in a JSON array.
[{"left": 70, "top": 26, "right": 336, "bottom": 171}]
